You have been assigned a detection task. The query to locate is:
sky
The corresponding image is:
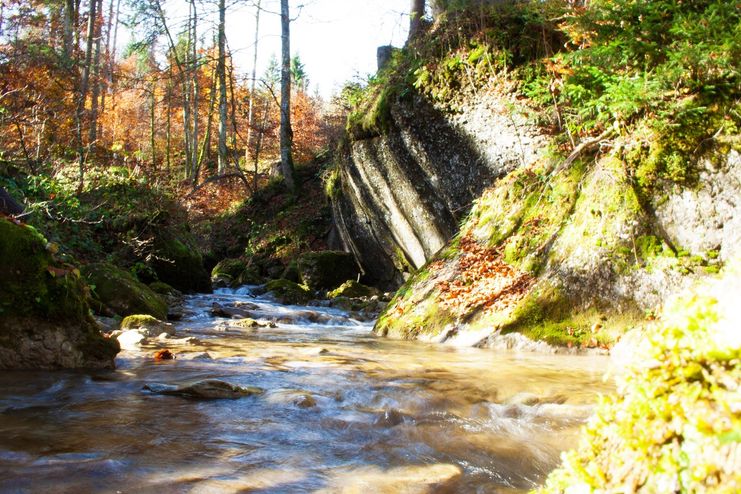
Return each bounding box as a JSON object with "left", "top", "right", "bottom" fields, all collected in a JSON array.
[{"left": 151, "top": 0, "right": 411, "bottom": 99}]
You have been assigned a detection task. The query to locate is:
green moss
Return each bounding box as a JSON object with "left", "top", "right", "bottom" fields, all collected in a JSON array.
[
  {"left": 327, "top": 280, "right": 380, "bottom": 299},
  {"left": 265, "top": 279, "right": 312, "bottom": 305},
  {"left": 211, "top": 258, "right": 248, "bottom": 281},
  {"left": 120, "top": 314, "right": 161, "bottom": 330},
  {"left": 152, "top": 232, "right": 211, "bottom": 293},
  {"left": 149, "top": 281, "right": 180, "bottom": 297},
  {"left": 537, "top": 266, "right": 741, "bottom": 492},
  {"left": 83, "top": 262, "right": 168, "bottom": 320}
]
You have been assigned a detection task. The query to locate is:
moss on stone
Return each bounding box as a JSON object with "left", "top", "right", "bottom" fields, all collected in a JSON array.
[
  {"left": 120, "top": 314, "right": 159, "bottom": 330},
  {"left": 327, "top": 280, "right": 380, "bottom": 299},
  {"left": 211, "top": 258, "right": 247, "bottom": 281},
  {"left": 149, "top": 281, "right": 181, "bottom": 297},
  {"left": 0, "top": 218, "right": 119, "bottom": 369},
  {"left": 537, "top": 263, "right": 741, "bottom": 492},
  {"left": 265, "top": 279, "right": 312, "bottom": 305},
  {"left": 83, "top": 262, "right": 168, "bottom": 320}
]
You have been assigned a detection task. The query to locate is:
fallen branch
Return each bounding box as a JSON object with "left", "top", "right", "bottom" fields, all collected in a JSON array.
[{"left": 550, "top": 126, "right": 616, "bottom": 177}]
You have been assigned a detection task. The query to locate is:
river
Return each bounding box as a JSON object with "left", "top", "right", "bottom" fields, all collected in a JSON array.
[{"left": 0, "top": 287, "right": 612, "bottom": 493}]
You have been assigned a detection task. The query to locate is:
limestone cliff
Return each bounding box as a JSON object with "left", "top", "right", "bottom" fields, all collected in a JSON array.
[{"left": 331, "top": 1, "right": 740, "bottom": 348}]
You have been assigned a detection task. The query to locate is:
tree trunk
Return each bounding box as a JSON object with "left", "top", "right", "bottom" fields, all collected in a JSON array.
[
  {"left": 409, "top": 0, "right": 426, "bottom": 38},
  {"left": 76, "top": 0, "right": 99, "bottom": 192},
  {"left": 63, "top": 0, "right": 76, "bottom": 62},
  {"left": 190, "top": 0, "right": 199, "bottom": 182},
  {"left": 246, "top": 0, "right": 261, "bottom": 193},
  {"left": 88, "top": 0, "right": 103, "bottom": 148},
  {"left": 279, "top": 0, "right": 296, "bottom": 193},
  {"left": 216, "top": 0, "right": 228, "bottom": 173}
]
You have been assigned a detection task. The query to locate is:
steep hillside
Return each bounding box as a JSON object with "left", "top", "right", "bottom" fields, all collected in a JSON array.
[{"left": 333, "top": 0, "right": 740, "bottom": 348}]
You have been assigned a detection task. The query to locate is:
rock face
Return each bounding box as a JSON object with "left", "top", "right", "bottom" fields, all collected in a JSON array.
[
  {"left": 83, "top": 263, "right": 168, "bottom": 320},
  {"left": 0, "top": 219, "right": 119, "bottom": 369},
  {"left": 332, "top": 92, "right": 546, "bottom": 289}
]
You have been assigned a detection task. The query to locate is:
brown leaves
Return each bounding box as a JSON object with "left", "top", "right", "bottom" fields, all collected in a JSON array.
[
  {"left": 153, "top": 349, "right": 175, "bottom": 361},
  {"left": 436, "top": 235, "right": 534, "bottom": 316}
]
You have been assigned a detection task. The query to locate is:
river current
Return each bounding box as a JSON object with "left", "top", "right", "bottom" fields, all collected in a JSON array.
[{"left": 0, "top": 287, "right": 611, "bottom": 493}]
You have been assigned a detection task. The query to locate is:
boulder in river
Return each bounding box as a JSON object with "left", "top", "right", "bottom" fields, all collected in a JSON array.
[
  {"left": 120, "top": 314, "right": 175, "bottom": 336},
  {"left": 0, "top": 218, "right": 119, "bottom": 369},
  {"left": 319, "top": 463, "right": 463, "bottom": 493},
  {"left": 83, "top": 262, "right": 168, "bottom": 320},
  {"left": 327, "top": 280, "right": 380, "bottom": 299},
  {"left": 143, "top": 379, "right": 264, "bottom": 400},
  {"left": 150, "top": 231, "right": 212, "bottom": 293},
  {"left": 264, "top": 279, "right": 312, "bottom": 305}
]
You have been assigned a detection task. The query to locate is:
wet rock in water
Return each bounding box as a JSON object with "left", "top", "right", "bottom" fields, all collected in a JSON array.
[
  {"left": 264, "top": 279, "right": 312, "bottom": 305},
  {"left": 116, "top": 330, "right": 147, "bottom": 350},
  {"left": 210, "top": 302, "right": 258, "bottom": 319},
  {"left": 178, "top": 352, "right": 212, "bottom": 361},
  {"left": 232, "top": 318, "right": 266, "bottom": 329},
  {"left": 143, "top": 379, "right": 264, "bottom": 400},
  {"left": 120, "top": 314, "right": 175, "bottom": 337},
  {"left": 327, "top": 280, "right": 380, "bottom": 299},
  {"left": 319, "top": 463, "right": 462, "bottom": 494},
  {"left": 233, "top": 301, "right": 259, "bottom": 310},
  {"left": 153, "top": 349, "right": 174, "bottom": 361},
  {"left": 374, "top": 408, "right": 406, "bottom": 427},
  {"left": 156, "top": 334, "right": 200, "bottom": 345},
  {"left": 265, "top": 389, "right": 318, "bottom": 409}
]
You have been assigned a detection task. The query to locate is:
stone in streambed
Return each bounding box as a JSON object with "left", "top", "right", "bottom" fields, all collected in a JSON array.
[
  {"left": 264, "top": 279, "right": 312, "bottom": 305},
  {"left": 143, "top": 379, "right": 264, "bottom": 400},
  {"left": 82, "top": 262, "right": 168, "bottom": 320},
  {"left": 318, "top": 463, "right": 463, "bottom": 493},
  {"left": 120, "top": 314, "right": 174, "bottom": 336}
]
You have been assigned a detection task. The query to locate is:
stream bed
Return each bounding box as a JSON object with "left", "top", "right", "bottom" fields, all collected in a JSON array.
[{"left": 0, "top": 287, "right": 612, "bottom": 493}]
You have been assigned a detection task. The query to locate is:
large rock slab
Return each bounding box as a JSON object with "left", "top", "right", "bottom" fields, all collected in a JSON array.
[{"left": 0, "top": 219, "right": 119, "bottom": 369}]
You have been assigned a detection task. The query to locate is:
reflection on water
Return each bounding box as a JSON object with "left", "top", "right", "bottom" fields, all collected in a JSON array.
[{"left": 0, "top": 287, "right": 612, "bottom": 493}]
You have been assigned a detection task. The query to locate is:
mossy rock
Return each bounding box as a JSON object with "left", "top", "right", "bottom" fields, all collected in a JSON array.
[
  {"left": 148, "top": 281, "right": 181, "bottom": 298},
  {"left": 327, "top": 280, "right": 380, "bottom": 299},
  {"left": 0, "top": 218, "right": 118, "bottom": 369},
  {"left": 151, "top": 231, "right": 211, "bottom": 293},
  {"left": 265, "top": 279, "right": 312, "bottom": 305},
  {"left": 296, "top": 251, "right": 359, "bottom": 291},
  {"left": 83, "top": 262, "right": 168, "bottom": 320},
  {"left": 120, "top": 314, "right": 174, "bottom": 336}
]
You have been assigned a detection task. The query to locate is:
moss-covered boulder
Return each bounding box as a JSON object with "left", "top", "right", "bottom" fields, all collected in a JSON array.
[
  {"left": 0, "top": 218, "right": 119, "bottom": 369},
  {"left": 265, "top": 279, "right": 312, "bottom": 305},
  {"left": 211, "top": 258, "right": 263, "bottom": 287},
  {"left": 120, "top": 314, "right": 174, "bottom": 336},
  {"left": 296, "top": 251, "right": 359, "bottom": 291},
  {"left": 151, "top": 231, "right": 211, "bottom": 293},
  {"left": 83, "top": 262, "right": 168, "bottom": 320},
  {"left": 327, "top": 280, "right": 380, "bottom": 299},
  {"left": 538, "top": 262, "right": 741, "bottom": 493}
]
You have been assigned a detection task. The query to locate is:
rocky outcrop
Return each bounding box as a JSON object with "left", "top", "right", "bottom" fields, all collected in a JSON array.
[
  {"left": 0, "top": 219, "right": 119, "bottom": 369},
  {"left": 332, "top": 91, "right": 547, "bottom": 289}
]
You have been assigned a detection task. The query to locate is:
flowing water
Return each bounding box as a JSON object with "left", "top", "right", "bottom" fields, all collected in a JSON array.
[{"left": 0, "top": 287, "right": 612, "bottom": 493}]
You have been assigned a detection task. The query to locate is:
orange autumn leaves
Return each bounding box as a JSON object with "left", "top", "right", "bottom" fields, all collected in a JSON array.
[{"left": 436, "top": 235, "right": 534, "bottom": 317}]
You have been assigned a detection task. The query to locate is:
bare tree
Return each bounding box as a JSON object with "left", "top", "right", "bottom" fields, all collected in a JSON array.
[
  {"left": 409, "top": 0, "right": 426, "bottom": 38},
  {"left": 246, "top": 0, "right": 261, "bottom": 193},
  {"left": 217, "top": 0, "right": 228, "bottom": 173},
  {"left": 279, "top": 0, "right": 296, "bottom": 192}
]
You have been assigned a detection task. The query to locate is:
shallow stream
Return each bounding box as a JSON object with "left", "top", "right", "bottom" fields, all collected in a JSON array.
[{"left": 0, "top": 287, "right": 612, "bottom": 493}]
